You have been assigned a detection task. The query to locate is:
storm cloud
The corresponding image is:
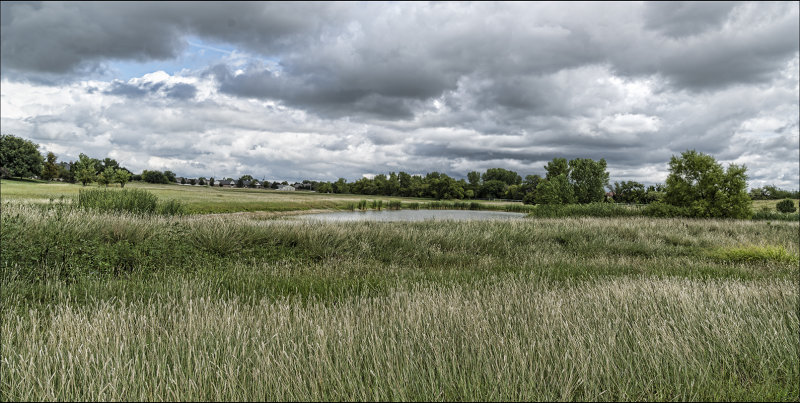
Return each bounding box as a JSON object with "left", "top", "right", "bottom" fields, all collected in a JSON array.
[{"left": 1, "top": 2, "right": 797, "bottom": 188}]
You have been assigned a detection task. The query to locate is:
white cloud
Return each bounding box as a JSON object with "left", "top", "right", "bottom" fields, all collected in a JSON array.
[{"left": 599, "top": 114, "right": 661, "bottom": 135}]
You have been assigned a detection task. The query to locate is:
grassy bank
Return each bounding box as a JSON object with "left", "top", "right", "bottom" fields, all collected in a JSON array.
[{"left": 1, "top": 199, "right": 798, "bottom": 400}]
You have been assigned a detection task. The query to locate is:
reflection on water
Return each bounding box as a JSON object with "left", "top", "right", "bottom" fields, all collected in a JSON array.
[{"left": 292, "top": 209, "right": 526, "bottom": 222}]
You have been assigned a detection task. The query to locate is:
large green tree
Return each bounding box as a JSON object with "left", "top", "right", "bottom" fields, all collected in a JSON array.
[
  {"left": 142, "top": 170, "right": 169, "bottom": 184},
  {"left": 544, "top": 158, "right": 570, "bottom": 179},
  {"left": 115, "top": 169, "right": 131, "bottom": 188},
  {"left": 333, "top": 178, "right": 350, "bottom": 194},
  {"left": 612, "top": 181, "right": 647, "bottom": 204},
  {"left": 73, "top": 153, "right": 97, "bottom": 186},
  {"left": 482, "top": 168, "right": 521, "bottom": 186},
  {"left": 664, "top": 150, "right": 752, "bottom": 218},
  {"left": 0, "top": 134, "right": 44, "bottom": 178},
  {"left": 535, "top": 174, "right": 575, "bottom": 205},
  {"left": 480, "top": 180, "right": 508, "bottom": 199},
  {"left": 41, "top": 152, "right": 60, "bottom": 181},
  {"left": 96, "top": 167, "right": 115, "bottom": 187},
  {"left": 522, "top": 175, "right": 542, "bottom": 205},
  {"left": 533, "top": 157, "right": 608, "bottom": 205},
  {"left": 569, "top": 158, "right": 609, "bottom": 203}
]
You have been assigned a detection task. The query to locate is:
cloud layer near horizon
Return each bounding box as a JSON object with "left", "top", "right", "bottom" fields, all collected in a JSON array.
[{"left": 2, "top": 2, "right": 798, "bottom": 188}]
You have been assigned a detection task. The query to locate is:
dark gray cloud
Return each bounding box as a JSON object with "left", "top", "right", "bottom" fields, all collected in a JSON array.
[
  {"left": 617, "top": 2, "right": 799, "bottom": 90},
  {"left": 104, "top": 81, "right": 158, "bottom": 98},
  {"left": 164, "top": 83, "right": 197, "bottom": 100},
  {"left": 211, "top": 63, "right": 423, "bottom": 119},
  {"left": 643, "top": 2, "right": 739, "bottom": 38},
  {"left": 103, "top": 79, "right": 196, "bottom": 100},
  {"left": 1, "top": 1, "right": 338, "bottom": 79}
]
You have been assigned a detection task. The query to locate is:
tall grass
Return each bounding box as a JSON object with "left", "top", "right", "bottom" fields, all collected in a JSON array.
[
  {"left": 752, "top": 209, "right": 800, "bottom": 221},
  {"left": 710, "top": 245, "right": 799, "bottom": 264},
  {"left": 77, "top": 188, "right": 184, "bottom": 216},
  {"left": 2, "top": 277, "right": 796, "bottom": 401},
  {"left": 1, "top": 202, "right": 798, "bottom": 401},
  {"left": 3, "top": 201, "right": 797, "bottom": 283},
  {"left": 528, "top": 202, "right": 642, "bottom": 218}
]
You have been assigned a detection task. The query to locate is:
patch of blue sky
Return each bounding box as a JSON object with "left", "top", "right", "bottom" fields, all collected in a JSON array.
[{"left": 103, "top": 36, "right": 282, "bottom": 81}]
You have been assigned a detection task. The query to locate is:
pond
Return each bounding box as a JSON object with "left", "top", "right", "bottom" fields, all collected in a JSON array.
[{"left": 292, "top": 209, "right": 527, "bottom": 222}]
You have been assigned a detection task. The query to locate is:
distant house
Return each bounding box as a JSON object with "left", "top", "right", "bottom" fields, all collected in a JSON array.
[
  {"left": 242, "top": 180, "right": 263, "bottom": 188},
  {"left": 217, "top": 179, "right": 235, "bottom": 188},
  {"left": 278, "top": 185, "right": 296, "bottom": 191},
  {"left": 175, "top": 177, "right": 185, "bottom": 184}
]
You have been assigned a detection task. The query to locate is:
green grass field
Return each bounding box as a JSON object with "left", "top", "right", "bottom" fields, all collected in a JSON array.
[{"left": 1, "top": 181, "right": 798, "bottom": 401}]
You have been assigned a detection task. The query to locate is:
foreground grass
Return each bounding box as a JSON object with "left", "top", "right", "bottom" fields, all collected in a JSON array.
[
  {"left": 3, "top": 277, "right": 796, "bottom": 401},
  {"left": 1, "top": 201, "right": 798, "bottom": 401}
]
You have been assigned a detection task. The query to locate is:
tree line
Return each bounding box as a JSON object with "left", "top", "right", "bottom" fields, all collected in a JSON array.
[
  {"left": 308, "top": 159, "right": 614, "bottom": 206},
  {"left": 2, "top": 134, "right": 796, "bottom": 219}
]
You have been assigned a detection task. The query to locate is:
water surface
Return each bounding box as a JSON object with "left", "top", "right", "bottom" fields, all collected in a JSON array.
[{"left": 293, "top": 209, "right": 526, "bottom": 222}]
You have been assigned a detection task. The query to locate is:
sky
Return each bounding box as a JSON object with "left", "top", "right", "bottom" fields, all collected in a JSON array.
[{"left": 1, "top": 1, "right": 798, "bottom": 188}]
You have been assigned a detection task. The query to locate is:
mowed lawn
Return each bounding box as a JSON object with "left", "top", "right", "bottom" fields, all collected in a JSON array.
[{"left": 1, "top": 179, "right": 515, "bottom": 214}]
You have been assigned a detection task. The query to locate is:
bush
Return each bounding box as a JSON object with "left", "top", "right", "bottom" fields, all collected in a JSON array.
[
  {"left": 642, "top": 202, "right": 692, "bottom": 218},
  {"left": 776, "top": 199, "right": 797, "bottom": 213}
]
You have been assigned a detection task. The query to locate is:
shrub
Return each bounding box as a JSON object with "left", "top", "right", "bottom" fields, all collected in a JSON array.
[
  {"left": 642, "top": 202, "right": 692, "bottom": 218},
  {"left": 776, "top": 199, "right": 797, "bottom": 213}
]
